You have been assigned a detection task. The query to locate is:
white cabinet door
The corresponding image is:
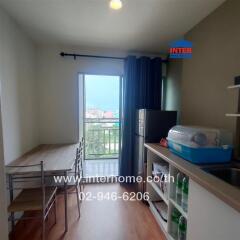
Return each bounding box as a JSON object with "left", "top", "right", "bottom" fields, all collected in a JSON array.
[{"left": 187, "top": 180, "right": 240, "bottom": 240}]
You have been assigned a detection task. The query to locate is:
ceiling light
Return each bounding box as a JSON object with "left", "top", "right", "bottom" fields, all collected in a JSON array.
[{"left": 109, "top": 0, "right": 122, "bottom": 10}]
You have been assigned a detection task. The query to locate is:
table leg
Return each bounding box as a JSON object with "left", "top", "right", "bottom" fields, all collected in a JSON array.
[
  {"left": 64, "top": 171, "right": 68, "bottom": 232},
  {"left": 9, "top": 175, "right": 15, "bottom": 233}
]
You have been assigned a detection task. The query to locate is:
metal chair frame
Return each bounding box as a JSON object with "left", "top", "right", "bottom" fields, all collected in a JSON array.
[
  {"left": 66, "top": 146, "right": 84, "bottom": 218},
  {"left": 7, "top": 161, "right": 57, "bottom": 240}
]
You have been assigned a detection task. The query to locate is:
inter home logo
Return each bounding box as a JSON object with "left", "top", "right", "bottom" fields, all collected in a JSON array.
[{"left": 169, "top": 40, "right": 193, "bottom": 59}]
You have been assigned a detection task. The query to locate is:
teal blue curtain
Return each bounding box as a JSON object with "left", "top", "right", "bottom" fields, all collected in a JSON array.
[
  {"left": 120, "top": 56, "right": 162, "bottom": 177},
  {"left": 137, "top": 57, "right": 162, "bottom": 109},
  {"left": 120, "top": 56, "right": 137, "bottom": 177}
]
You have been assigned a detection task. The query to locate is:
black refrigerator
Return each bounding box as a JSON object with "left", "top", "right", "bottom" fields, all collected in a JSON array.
[{"left": 134, "top": 109, "right": 177, "bottom": 194}]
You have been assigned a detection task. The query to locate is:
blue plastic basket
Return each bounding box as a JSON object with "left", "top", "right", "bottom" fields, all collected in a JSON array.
[{"left": 168, "top": 140, "right": 232, "bottom": 164}]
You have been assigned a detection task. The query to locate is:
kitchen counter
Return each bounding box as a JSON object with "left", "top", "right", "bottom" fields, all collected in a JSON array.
[{"left": 144, "top": 143, "right": 240, "bottom": 214}]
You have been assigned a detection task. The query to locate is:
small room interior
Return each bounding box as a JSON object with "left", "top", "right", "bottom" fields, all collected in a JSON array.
[{"left": 0, "top": 0, "right": 240, "bottom": 240}]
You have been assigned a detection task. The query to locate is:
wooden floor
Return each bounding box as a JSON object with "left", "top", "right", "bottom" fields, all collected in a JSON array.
[{"left": 11, "top": 184, "right": 166, "bottom": 240}]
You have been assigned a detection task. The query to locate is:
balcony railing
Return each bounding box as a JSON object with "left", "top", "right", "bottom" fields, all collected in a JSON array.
[{"left": 84, "top": 118, "right": 120, "bottom": 159}]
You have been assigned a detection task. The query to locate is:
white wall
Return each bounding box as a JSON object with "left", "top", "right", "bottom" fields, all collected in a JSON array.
[
  {"left": 0, "top": 96, "right": 8, "bottom": 240},
  {"left": 0, "top": 7, "right": 39, "bottom": 236},
  {"left": 36, "top": 45, "right": 124, "bottom": 143},
  {"left": 0, "top": 7, "right": 39, "bottom": 165}
]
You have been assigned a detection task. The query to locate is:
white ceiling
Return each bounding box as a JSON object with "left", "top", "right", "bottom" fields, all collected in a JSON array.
[{"left": 0, "top": 0, "right": 226, "bottom": 53}]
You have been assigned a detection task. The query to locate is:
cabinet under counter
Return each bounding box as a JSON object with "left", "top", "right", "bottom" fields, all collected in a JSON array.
[{"left": 145, "top": 143, "right": 240, "bottom": 240}]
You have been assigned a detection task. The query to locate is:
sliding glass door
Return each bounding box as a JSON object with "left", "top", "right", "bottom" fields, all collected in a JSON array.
[{"left": 82, "top": 74, "right": 121, "bottom": 160}]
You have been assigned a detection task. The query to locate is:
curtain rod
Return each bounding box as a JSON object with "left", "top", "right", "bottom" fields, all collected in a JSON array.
[{"left": 60, "top": 52, "right": 168, "bottom": 63}]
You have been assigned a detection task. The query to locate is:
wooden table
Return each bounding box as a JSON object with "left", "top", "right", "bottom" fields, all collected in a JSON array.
[{"left": 5, "top": 143, "right": 78, "bottom": 233}]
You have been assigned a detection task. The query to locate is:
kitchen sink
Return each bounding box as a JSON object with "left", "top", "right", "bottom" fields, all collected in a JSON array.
[{"left": 204, "top": 167, "right": 240, "bottom": 188}]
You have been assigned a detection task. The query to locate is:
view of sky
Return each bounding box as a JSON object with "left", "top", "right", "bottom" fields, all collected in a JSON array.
[{"left": 84, "top": 75, "right": 120, "bottom": 112}]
